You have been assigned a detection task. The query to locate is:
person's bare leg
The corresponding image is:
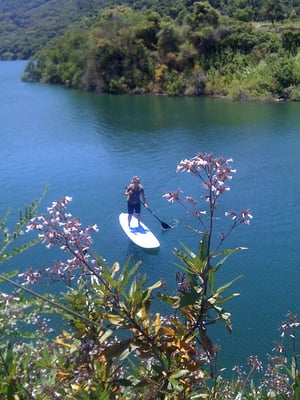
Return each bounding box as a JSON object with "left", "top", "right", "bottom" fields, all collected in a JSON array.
[{"left": 128, "top": 214, "right": 132, "bottom": 226}]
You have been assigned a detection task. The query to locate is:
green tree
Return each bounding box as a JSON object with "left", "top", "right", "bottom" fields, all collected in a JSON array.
[
  {"left": 234, "top": 6, "right": 255, "bottom": 22},
  {"left": 134, "top": 11, "right": 161, "bottom": 50},
  {"left": 184, "top": 1, "right": 220, "bottom": 30},
  {"left": 260, "top": 0, "right": 285, "bottom": 23},
  {"left": 282, "top": 30, "right": 300, "bottom": 55},
  {"left": 157, "top": 21, "right": 180, "bottom": 58}
]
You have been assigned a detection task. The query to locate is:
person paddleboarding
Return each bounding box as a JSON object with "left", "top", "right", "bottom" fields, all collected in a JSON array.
[{"left": 124, "top": 176, "right": 148, "bottom": 227}]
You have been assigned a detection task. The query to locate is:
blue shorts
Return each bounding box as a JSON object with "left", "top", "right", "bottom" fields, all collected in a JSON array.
[{"left": 128, "top": 202, "right": 141, "bottom": 215}]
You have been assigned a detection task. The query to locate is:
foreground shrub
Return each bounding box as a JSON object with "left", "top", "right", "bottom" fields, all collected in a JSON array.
[{"left": 0, "top": 153, "right": 298, "bottom": 399}]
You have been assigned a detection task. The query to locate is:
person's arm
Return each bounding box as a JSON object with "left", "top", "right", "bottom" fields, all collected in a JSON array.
[
  {"left": 125, "top": 185, "right": 132, "bottom": 196},
  {"left": 141, "top": 188, "right": 148, "bottom": 207},
  {"left": 125, "top": 186, "right": 132, "bottom": 196}
]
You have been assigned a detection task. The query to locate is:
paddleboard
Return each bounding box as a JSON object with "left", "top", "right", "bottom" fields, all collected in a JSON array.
[{"left": 119, "top": 213, "right": 160, "bottom": 249}]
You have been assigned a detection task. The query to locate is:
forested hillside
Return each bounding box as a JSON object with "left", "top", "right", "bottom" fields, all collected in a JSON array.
[
  {"left": 1, "top": 0, "right": 300, "bottom": 60},
  {"left": 3, "top": 0, "right": 300, "bottom": 100},
  {"left": 20, "top": 0, "right": 300, "bottom": 101},
  {"left": 0, "top": 0, "right": 109, "bottom": 59},
  {"left": 0, "top": 0, "right": 194, "bottom": 59}
]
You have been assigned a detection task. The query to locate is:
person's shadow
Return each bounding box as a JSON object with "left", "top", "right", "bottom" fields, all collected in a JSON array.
[{"left": 130, "top": 225, "right": 147, "bottom": 234}]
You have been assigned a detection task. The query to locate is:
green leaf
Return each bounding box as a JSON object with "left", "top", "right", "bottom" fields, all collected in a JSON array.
[
  {"left": 99, "top": 328, "right": 113, "bottom": 344},
  {"left": 294, "top": 380, "right": 300, "bottom": 400},
  {"left": 111, "top": 261, "right": 120, "bottom": 277},
  {"left": 199, "top": 233, "right": 209, "bottom": 262},
  {"left": 142, "top": 280, "right": 162, "bottom": 305},
  {"left": 70, "top": 339, "right": 81, "bottom": 354},
  {"left": 0, "top": 238, "right": 40, "bottom": 262},
  {"left": 121, "top": 261, "right": 141, "bottom": 288},
  {"left": 178, "top": 241, "right": 196, "bottom": 258},
  {"left": 7, "top": 381, "right": 16, "bottom": 400},
  {"left": 101, "top": 268, "right": 119, "bottom": 289},
  {"left": 173, "top": 247, "right": 195, "bottom": 269},
  {"left": 158, "top": 294, "right": 179, "bottom": 306},
  {"left": 0, "top": 208, "right": 10, "bottom": 230},
  {"left": 105, "top": 314, "right": 124, "bottom": 326},
  {"left": 179, "top": 291, "right": 202, "bottom": 307},
  {"left": 214, "top": 292, "right": 240, "bottom": 305},
  {"left": 147, "top": 280, "right": 162, "bottom": 292},
  {"left": 174, "top": 240, "right": 209, "bottom": 280},
  {"left": 114, "top": 378, "right": 132, "bottom": 387},
  {"left": 211, "top": 247, "right": 247, "bottom": 274},
  {"left": 170, "top": 369, "right": 189, "bottom": 379},
  {"left": 100, "top": 338, "right": 132, "bottom": 362},
  {"left": 161, "top": 352, "right": 170, "bottom": 370},
  {"left": 215, "top": 275, "right": 243, "bottom": 297},
  {"left": 5, "top": 342, "right": 15, "bottom": 375},
  {"left": 129, "top": 279, "right": 137, "bottom": 298},
  {"left": 152, "top": 364, "right": 163, "bottom": 375},
  {"left": 208, "top": 269, "right": 216, "bottom": 293},
  {"left": 0, "top": 270, "right": 19, "bottom": 283}
]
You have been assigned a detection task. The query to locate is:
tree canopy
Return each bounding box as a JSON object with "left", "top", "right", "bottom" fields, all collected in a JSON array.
[
  {"left": 3, "top": 0, "right": 300, "bottom": 100},
  {"left": 20, "top": 1, "right": 300, "bottom": 101},
  {"left": 1, "top": 0, "right": 300, "bottom": 60}
]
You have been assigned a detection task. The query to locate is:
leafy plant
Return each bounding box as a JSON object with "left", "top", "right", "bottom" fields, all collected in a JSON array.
[
  {"left": 0, "top": 155, "right": 298, "bottom": 398},
  {"left": 162, "top": 152, "right": 252, "bottom": 379}
]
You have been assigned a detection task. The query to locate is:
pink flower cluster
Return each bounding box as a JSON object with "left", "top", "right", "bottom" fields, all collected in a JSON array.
[
  {"left": 224, "top": 209, "right": 253, "bottom": 226},
  {"left": 279, "top": 312, "right": 300, "bottom": 338},
  {"left": 163, "top": 152, "right": 253, "bottom": 228},
  {"left": 21, "top": 196, "right": 101, "bottom": 286},
  {"left": 176, "top": 152, "right": 235, "bottom": 196},
  {"left": 164, "top": 152, "right": 235, "bottom": 203}
]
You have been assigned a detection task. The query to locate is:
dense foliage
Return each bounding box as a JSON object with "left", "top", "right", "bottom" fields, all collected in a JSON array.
[
  {"left": 0, "top": 153, "right": 299, "bottom": 399},
  {"left": 18, "top": 0, "right": 300, "bottom": 101},
  {"left": 3, "top": 0, "right": 300, "bottom": 99},
  {"left": 0, "top": 0, "right": 119, "bottom": 60}
]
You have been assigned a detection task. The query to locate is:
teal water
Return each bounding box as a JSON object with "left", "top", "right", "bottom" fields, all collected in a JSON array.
[{"left": 1, "top": 61, "right": 300, "bottom": 371}]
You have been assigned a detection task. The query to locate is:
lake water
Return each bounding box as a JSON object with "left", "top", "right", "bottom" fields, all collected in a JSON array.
[{"left": 1, "top": 61, "right": 299, "bottom": 372}]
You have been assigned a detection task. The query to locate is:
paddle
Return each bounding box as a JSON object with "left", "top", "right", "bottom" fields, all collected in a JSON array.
[
  {"left": 140, "top": 200, "right": 171, "bottom": 230},
  {"left": 125, "top": 186, "right": 171, "bottom": 230}
]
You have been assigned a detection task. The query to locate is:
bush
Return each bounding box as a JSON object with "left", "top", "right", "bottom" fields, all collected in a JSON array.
[{"left": 0, "top": 155, "right": 299, "bottom": 399}]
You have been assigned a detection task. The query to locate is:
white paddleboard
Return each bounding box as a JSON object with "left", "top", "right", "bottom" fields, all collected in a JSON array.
[{"left": 119, "top": 213, "right": 160, "bottom": 249}]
